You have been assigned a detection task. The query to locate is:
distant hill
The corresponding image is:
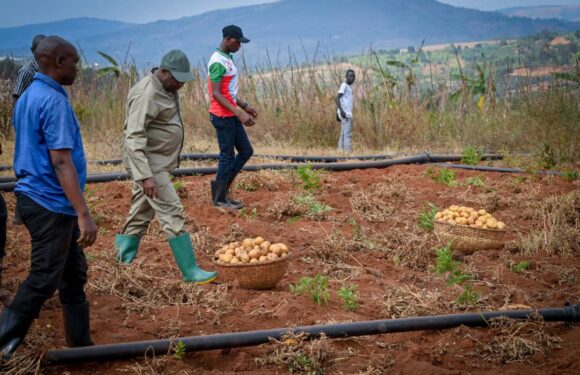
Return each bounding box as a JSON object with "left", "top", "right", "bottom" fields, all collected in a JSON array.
[
  {"left": 500, "top": 4, "right": 580, "bottom": 22},
  {"left": 0, "top": 0, "right": 578, "bottom": 68},
  {"left": 0, "top": 17, "right": 135, "bottom": 56}
]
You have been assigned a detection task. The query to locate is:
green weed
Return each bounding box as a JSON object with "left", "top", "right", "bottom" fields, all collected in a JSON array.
[
  {"left": 338, "top": 285, "right": 359, "bottom": 312},
  {"left": 172, "top": 341, "right": 186, "bottom": 360},
  {"left": 561, "top": 169, "right": 578, "bottom": 182},
  {"left": 511, "top": 261, "right": 530, "bottom": 274},
  {"left": 296, "top": 165, "right": 322, "bottom": 191},
  {"left": 425, "top": 168, "right": 457, "bottom": 187},
  {"left": 456, "top": 285, "right": 480, "bottom": 306},
  {"left": 434, "top": 243, "right": 458, "bottom": 275},
  {"left": 461, "top": 146, "right": 482, "bottom": 166},
  {"left": 293, "top": 194, "right": 332, "bottom": 216},
  {"left": 465, "top": 176, "right": 485, "bottom": 187},
  {"left": 418, "top": 203, "right": 439, "bottom": 231},
  {"left": 290, "top": 274, "right": 330, "bottom": 306}
]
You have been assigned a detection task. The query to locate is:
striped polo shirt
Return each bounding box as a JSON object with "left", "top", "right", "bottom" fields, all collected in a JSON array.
[{"left": 207, "top": 49, "right": 238, "bottom": 117}]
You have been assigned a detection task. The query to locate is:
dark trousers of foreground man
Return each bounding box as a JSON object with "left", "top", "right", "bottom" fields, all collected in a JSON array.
[{"left": 0, "top": 194, "right": 92, "bottom": 358}]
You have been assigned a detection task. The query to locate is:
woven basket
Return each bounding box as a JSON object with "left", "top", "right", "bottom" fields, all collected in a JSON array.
[
  {"left": 212, "top": 255, "right": 289, "bottom": 290},
  {"left": 434, "top": 221, "right": 506, "bottom": 254}
]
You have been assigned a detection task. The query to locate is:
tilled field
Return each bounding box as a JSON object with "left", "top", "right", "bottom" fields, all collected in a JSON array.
[{"left": 1, "top": 164, "right": 578, "bottom": 374}]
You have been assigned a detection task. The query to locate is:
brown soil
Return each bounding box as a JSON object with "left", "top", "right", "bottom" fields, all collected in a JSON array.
[{"left": 1, "top": 164, "right": 578, "bottom": 374}]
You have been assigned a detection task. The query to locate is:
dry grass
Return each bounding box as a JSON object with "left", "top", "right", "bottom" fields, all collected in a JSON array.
[
  {"left": 311, "top": 227, "right": 367, "bottom": 263},
  {"left": 268, "top": 193, "right": 332, "bottom": 221},
  {"left": 381, "top": 285, "right": 450, "bottom": 318},
  {"left": 377, "top": 221, "right": 436, "bottom": 270},
  {"left": 350, "top": 180, "right": 411, "bottom": 222},
  {"left": 256, "top": 332, "right": 334, "bottom": 375},
  {"left": 474, "top": 313, "right": 562, "bottom": 364},
  {"left": 512, "top": 190, "right": 579, "bottom": 256},
  {"left": 234, "top": 169, "right": 298, "bottom": 192},
  {"left": 87, "top": 253, "right": 235, "bottom": 323},
  {"left": 0, "top": 352, "right": 43, "bottom": 375}
]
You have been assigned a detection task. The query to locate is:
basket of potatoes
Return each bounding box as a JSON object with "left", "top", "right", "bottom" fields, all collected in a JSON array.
[
  {"left": 213, "top": 236, "right": 290, "bottom": 290},
  {"left": 434, "top": 205, "right": 507, "bottom": 254}
]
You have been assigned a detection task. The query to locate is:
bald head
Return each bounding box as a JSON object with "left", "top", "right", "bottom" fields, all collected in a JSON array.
[{"left": 36, "top": 36, "right": 79, "bottom": 86}]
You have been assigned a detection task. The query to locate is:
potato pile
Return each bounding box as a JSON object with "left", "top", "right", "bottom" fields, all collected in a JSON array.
[
  {"left": 435, "top": 205, "right": 506, "bottom": 230},
  {"left": 215, "top": 237, "right": 289, "bottom": 265}
]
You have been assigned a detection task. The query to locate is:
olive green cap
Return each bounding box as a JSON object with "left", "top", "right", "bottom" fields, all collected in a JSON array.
[{"left": 160, "top": 49, "right": 195, "bottom": 83}]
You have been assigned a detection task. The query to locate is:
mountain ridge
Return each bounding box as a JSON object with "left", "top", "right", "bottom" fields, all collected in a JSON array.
[{"left": 0, "top": 0, "right": 577, "bottom": 67}]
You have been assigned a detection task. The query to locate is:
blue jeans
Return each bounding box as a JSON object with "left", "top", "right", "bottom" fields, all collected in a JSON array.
[{"left": 210, "top": 114, "right": 254, "bottom": 183}]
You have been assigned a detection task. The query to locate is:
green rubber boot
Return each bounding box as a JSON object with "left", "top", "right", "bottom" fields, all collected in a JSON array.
[
  {"left": 169, "top": 233, "right": 217, "bottom": 284},
  {"left": 114, "top": 234, "right": 141, "bottom": 264}
]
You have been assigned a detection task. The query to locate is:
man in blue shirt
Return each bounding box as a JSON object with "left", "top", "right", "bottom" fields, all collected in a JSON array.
[{"left": 0, "top": 36, "right": 97, "bottom": 359}]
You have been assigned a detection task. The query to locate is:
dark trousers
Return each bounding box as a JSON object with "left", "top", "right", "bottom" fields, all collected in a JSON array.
[
  {"left": 210, "top": 113, "right": 254, "bottom": 183},
  {"left": 9, "top": 194, "right": 88, "bottom": 319},
  {"left": 0, "top": 193, "right": 6, "bottom": 258}
]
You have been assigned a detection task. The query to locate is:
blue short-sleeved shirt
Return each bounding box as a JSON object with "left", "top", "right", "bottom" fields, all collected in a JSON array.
[{"left": 13, "top": 73, "right": 87, "bottom": 216}]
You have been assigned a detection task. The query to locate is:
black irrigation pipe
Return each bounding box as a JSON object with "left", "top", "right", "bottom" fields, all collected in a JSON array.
[
  {"left": 434, "top": 163, "right": 563, "bottom": 176},
  {"left": 0, "top": 153, "right": 529, "bottom": 192},
  {"left": 45, "top": 304, "right": 580, "bottom": 366},
  {"left": 0, "top": 152, "right": 401, "bottom": 171},
  {"left": 0, "top": 152, "right": 505, "bottom": 172}
]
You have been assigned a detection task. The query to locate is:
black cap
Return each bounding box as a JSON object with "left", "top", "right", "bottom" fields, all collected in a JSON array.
[{"left": 222, "top": 25, "right": 250, "bottom": 43}]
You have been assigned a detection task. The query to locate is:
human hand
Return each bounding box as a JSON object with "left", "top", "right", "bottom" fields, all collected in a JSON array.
[
  {"left": 141, "top": 177, "right": 159, "bottom": 199},
  {"left": 245, "top": 106, "right": 258, "bottom": 119},
  {"left": 77, "top": 212, "right": 97, "bottom": 247}
]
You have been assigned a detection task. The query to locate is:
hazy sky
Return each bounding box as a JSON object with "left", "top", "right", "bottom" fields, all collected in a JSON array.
[{"left": 0, "top": 0, "right": 578, "bottom": 28}]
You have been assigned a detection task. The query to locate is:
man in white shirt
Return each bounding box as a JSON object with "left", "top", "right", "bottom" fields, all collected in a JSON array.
[{"left": 336, "top": 69, "right": 356, "bottom": 152}]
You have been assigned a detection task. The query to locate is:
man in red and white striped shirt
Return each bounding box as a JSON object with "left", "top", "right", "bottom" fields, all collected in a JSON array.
[{"left": 208, "top": 25, "right": 258, "bottom": 210}]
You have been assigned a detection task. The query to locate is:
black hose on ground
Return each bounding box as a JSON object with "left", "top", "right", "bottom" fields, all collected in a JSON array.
[
  {"left": 0, "top": 152, "right": 401, "bottom": 171},
  {"left": 44, "top": 304, "right": 580, "bottom": 365},
  {"left": 434, "top": 163, "right": 563, "bottom": 176},
  {"left": 6, "top": 153, "right": 564, "bottom": 193}
]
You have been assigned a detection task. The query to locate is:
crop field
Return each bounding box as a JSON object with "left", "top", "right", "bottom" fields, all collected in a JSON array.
[
  {"left": 0, "top": 30, "right": 578, "bottom": 375},
  {"left": 0, "top": 161, "right": 578, "bottom": 374}
]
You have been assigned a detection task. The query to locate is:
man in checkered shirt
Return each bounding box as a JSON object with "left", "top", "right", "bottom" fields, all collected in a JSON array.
[{"left": 11, "top": 34, "right": 46, "bottom": 105}]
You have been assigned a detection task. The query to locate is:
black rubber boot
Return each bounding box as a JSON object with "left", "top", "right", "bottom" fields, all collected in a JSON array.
[
  {"left": 0, "top": 308, "right": 34, "bottom": 360},
  {"left": 226, "top": 178, "right": 244, "bottom": 208},
  {"left": 62, "top": 301, "right": 94, "bottom": 347},
  {"left": 210, "top": 181, "right": 240, "bottom": 210}
]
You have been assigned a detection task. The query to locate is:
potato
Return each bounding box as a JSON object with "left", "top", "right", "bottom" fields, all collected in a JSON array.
[
  {"left": 241, "top": 253, "right": 250, "bottom": 263},
  {"left": 435, "top": 212, "right": 443, "bottom": 219},
  {"left": 487, "top": 220, "right": 498, "bottom": 229},
  {"left": 271, "top": 246, "right": 282, "bottom": 256},
  {"left": 250, "top": 258, "right": 259, "bottom": 264},
  {"left": 467, "top": 217, "right": 476, "bottom": 225},
  {"left": 225, "top": 249, "right": 235, "bottom": 256},
  {"left": 242, "top": 238, "right": 254, "bottom": 249},
  {"left": 497, "top": 221, "right": 506, "bottom": 230},
  {"left": 230, "top": 257, "right": 240, "bottom": 264},
  {"left": 249, "top": 249, "right": 261, "bottom": 259},
  {"left": 222, "top": 253, "right": 233, "bottom": 263},
  {"left": 450, "top": 205, "right": 460, "bottom": 211},
  {"left": 478, "top": 209, "right": 487, "bottom": 216},
  {"left": 280, "top": 252, "right": 288, "bottom": 258},
  {"left": 466, "top": 207, "right": 475, "bottom": 213},
  {"left": 460, "top": 211, "right": 469, "bottom": 218},
  {"left": 447, "top": 219, "right": 456, "bottom": 225},
  {"left": 278, "top": 243, "right": 289, "bottom": 253},
  {"left": 259, "top": 241, "right": 271, "bottom": 251},
  {"left": 258, "top": 255, "right": 268, "bottom": 262},
  {"left": 254, "top": 236, "right": 264, "bottom": 245},
  {"left": 475, "top": 221, "right": 483, "bottom": 228},
  {"left": 267, "top": 253, "right": 278, "bottom": 261}
]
